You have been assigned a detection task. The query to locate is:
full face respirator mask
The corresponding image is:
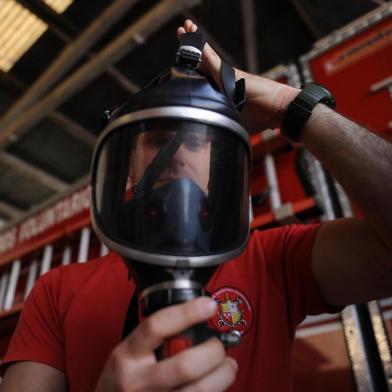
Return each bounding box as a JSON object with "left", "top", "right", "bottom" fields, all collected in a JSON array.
[{"left": 91, "top": 31, "right": 250, "bottom": 355}]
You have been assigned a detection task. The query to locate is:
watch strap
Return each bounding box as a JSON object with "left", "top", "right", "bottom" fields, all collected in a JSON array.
[{"left": 281, "top": 83, "right": 335, "bottom": 142}]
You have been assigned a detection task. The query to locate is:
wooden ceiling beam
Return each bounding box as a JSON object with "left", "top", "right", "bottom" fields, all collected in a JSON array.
[
  {"left": 0, "top": 200, "right": 25, "bottom": 220},
  {"left": 0, "top": 0, "right": 201, "bottom": 148},
  {"left": 106, "top": 66, "right": 140, "bottom": 93},
  {"left": 369, "top": 0, "right": 387, "bottom": 5},
  {"left": 0, "top": 71, "right": 96, "bottom": 149},
  {"left": 0, "top": 152, "right": 68, "bottom": 192},
  {"left": 49, "top": 112, "right": 96, "bottom": 148},
  {"left": 241, "top": 0, "right": 258, "bottom": 74},
  {"left": 16, "top": 0, "right": 140, "bottom": 94},
  {"left": 289, "top": 0, "right": 322, "bottom": 39},
  {"left": 0, "top": 0, "right": 140, "bottom": 134}
]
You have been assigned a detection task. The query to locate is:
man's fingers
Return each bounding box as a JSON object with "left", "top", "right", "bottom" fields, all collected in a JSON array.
[
  {"left": 124, "top": 297, "right": 217, "bottom": 355},
  {"left": 177, "top": 357, "right": 238, "bottom": 392},
  {"left": 176, "top": 26, "right": 185, "bottom": 38},
  {"left": 177, "top": 20, "right": 197, "bottom": 38},
  {"left": 184, "top": 19, "right": 195, "bottom": 32},
  {"left": 149, "top": 337, "right": 225, "bottom": 389},
  {"left": 176, "top": 19, "right": 223, "bottom": 92}
]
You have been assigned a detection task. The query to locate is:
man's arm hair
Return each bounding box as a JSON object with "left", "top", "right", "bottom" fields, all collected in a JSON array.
[
  {"left": 301, "top": 105, "right": 392, "bottom": 306},
  {"left": 0, "top": 362, "right": 67, "bottom": 392},
  {"left": 302, "top": 104, "right": 392, "bottom": 252}
]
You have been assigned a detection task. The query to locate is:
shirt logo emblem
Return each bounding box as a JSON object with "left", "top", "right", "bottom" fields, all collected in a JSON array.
[{"left": 210, "top": 287, "right": 253, "bottom": 335}]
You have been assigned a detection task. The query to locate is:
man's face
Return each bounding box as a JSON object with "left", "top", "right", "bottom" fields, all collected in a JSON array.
[{"left": 129, "top": 131, "right": 212, "bottom": 194}]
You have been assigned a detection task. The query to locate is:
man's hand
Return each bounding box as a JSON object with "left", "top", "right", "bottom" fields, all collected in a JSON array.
[
  {"left": 177, "top": 20, "right": 300, "bottom": 133},
  {"left": 95, "top": 297, "right": 238, "bottom": 391}
]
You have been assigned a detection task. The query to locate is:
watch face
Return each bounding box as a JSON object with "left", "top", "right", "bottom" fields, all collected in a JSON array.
[
  {"left": 307, "top": 83, "right": 336, "bottom": 109},
  {"left": 322, "top": 94, "right": 336, "bottom": 109},
  {"left": 281, "top": 83, "right": 336, "bottom": 141}
]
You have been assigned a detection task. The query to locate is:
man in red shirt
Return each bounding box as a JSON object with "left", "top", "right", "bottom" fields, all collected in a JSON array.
[{"left": 1, "top": 20, "right": 392, "bottom": 391}]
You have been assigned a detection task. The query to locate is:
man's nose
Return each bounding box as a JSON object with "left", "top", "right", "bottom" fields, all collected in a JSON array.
[{"left": 169, "top": 144, "right": 187, "bottom": 167}]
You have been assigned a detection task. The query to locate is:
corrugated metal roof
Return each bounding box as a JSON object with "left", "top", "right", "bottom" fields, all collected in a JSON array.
[
  {"left": 6, "top": 121, "right": 93, "bottom": 182},
  {"left": 0, "top": 158, "right": 55, "bottom": 210}
]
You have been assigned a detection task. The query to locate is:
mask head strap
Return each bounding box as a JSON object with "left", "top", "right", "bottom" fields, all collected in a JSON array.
[{"left": 133, "top": 131, "right": 186, "bottom": 196}]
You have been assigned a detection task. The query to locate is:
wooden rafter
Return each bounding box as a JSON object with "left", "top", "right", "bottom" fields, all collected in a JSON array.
[
  {"left": 289, "top": 0, "right": 322, "bottom": 39},
  {"left": 0, "top": 71, "right": 96, "bottom": 149},
  {"left": 241, "top": 0, "right": 258, "bottom": 73},
  {"left": 0, "top": 152, "right": 68, "bottom": 191},
  {"left": 16, "top": 0, "right": 140, "bottom": 94},
  {"left": 0, "top": 0, "right": 201, "bottom": 148},
  {"left": 0, "top": 0, "right": 140, "bottom": 133},
  {"left": 0, "top": 200, "right": 25, "bottom": 220}
]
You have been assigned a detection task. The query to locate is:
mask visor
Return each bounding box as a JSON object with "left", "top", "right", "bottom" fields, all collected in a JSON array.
[{"left": 92, "top": 118, "right": 250, "bottom": 262}]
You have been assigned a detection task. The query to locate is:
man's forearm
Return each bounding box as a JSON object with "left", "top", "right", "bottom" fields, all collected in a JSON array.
[
  {"left": 232, "top": 65, "right": 392, "bottom": 253},
  {"left": 300, "top": 104, "right": 392, "bottom": 252}
]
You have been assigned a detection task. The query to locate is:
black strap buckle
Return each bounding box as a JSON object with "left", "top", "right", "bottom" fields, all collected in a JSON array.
[
  {"left": 176, "top": 32, "right": 206, "bottom": 68},
  {"left": 220, "top": 62, "right": 246, "bottom": 111},
  {"left": 177, "top": 32, "right": 246, "bottom": 111}
]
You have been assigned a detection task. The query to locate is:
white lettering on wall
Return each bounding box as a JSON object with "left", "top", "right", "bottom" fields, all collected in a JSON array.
[
  {"left": 0, "top": 186, "right": 91, "bottom": 257},
  {"left": 0, "top": 227, "right": 17, "bottom": 254}
]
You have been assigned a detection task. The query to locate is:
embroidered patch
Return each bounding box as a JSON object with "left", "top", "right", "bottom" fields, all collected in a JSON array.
[{"left": 209, "top": 287, "right": 253, "bottom": 336}]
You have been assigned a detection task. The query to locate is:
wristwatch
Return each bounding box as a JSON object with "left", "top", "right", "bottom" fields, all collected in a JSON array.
[{"left": 281, "top": 83, "right": 336, "bottom": 142}]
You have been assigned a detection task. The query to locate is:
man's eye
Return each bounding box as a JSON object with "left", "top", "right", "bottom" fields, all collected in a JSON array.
[
  {"left": 184, "top": 135, "right": 208, "bottom": 150},
  {"left": 144, "top": 133, "right": 172, "bottom": 146},
  {"left": 186, "top": 140, "right": 203, "bottom": 150}
]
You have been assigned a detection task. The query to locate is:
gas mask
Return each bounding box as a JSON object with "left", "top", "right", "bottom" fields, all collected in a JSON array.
[{"left": 91, "top": 32, "right": 250, "bottom": 354}]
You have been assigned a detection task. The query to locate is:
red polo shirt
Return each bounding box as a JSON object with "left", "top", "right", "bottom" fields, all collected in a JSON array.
[{"left": 1, "top": 224, "right": 339, "bottom": 391}]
